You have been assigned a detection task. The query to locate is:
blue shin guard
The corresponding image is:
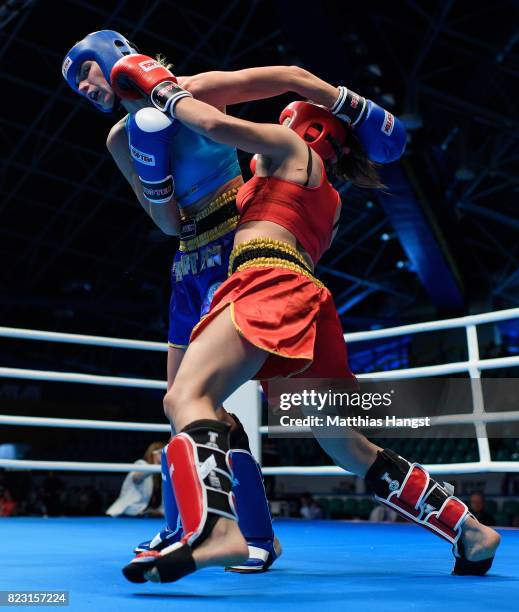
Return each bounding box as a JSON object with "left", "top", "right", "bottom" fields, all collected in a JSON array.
[
  {"left": 161, "top": 446, "right": 181, "bottom": 533},
  {"left": 133, "top": 446, "right": 182, "bottom": 554},
  {"left": 228, "top": 448, "right": 281, "bottom": 572}
]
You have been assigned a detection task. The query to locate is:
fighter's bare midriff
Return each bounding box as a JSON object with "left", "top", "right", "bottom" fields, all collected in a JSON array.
[{"left": 179, "top": 175, "right": 244, "bottom": 218}]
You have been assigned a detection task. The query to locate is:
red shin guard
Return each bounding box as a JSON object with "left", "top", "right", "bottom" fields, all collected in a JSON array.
[
  {"left": 166, "top": 419, "right": 237, "bottom": 547},
  {"left": 365, "top": 449, "right": 494, "bottom": 575}
]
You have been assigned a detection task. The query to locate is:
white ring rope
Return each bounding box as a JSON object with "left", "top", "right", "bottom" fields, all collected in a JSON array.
[
  {"left": 1, "top": 307, "right": 517, "bottom": 475},
  {"left": 0, "top": 414, "right": 170, "bottom": 432},
  {"left": 1, "top": 307, "right": 517, "bottom": 348},
  {"left": 356, "top": 355, "right": 519, "bottom": 379},
  {"left": 3, "top": 408, "right": 519, "bottom": 434},
  {"left": 0, "top": 367, "right": 165, "bottom": 389},
  {"left": 261, "top": 462, "right": 519, "bottom": 476},
  {"left": 0, "top": 326, "right": 166, "bottom": 351},
  {"left": 343, "top": 307, "right": 519, "bottom": 342},
  {"left": 1, "top": 458, "right": 519, "bottom": 475},
  {"left": 0, "top": 459, "right": 160, "bottom": 473},
  {"left": 1, "top": 355, "right": 518, "bottom": 388}
]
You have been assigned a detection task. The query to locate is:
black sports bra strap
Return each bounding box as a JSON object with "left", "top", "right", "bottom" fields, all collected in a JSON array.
[{"left": 303, "top": 145, "right": 313, "bottom": 187}]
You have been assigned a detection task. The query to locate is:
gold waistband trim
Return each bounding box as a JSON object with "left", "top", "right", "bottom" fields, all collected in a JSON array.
[
  {"left": 233, "top": 258, "right": 324, "bottom": 289},
  {"left": 229, "top": 238, "right": 309, "bottom": 271},
  {"left": 229, "top": 239, "right": 323, "bottom": 289},
  {"left": 179, "top": 188, "right": 239, "bottom": 252},
  {"left": 180, "top": 187, "right": 239, "bottom": 222}
]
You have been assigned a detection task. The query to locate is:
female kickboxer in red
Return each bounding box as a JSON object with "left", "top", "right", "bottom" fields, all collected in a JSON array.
[{"left": 111, "top": 54, "right": 500, "bottom": 585}]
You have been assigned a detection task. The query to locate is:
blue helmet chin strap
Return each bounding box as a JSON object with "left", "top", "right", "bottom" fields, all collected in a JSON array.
[{"left": 62, "top": 30, "right": 138, "bottom": 112}]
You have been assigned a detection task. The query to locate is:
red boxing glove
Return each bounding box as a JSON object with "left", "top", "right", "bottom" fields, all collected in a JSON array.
[
  {"left": 110, "top": 54, "right": 174, "bottom": 100},
  {"left": 110, "top": 54, "right": 192, "bottom": 116}
]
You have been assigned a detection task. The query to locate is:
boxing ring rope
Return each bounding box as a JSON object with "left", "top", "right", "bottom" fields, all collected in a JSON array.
[{"left": 0, "top": 307, "right": 518, "bottom": 477}]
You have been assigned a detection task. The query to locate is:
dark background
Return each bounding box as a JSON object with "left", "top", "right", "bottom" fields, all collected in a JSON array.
[
  {"left": 0, "top": 1, "right": 517, "bottom": 507},
  {"left": 1, "top": 0, "right": 517, "bottom": 340}
]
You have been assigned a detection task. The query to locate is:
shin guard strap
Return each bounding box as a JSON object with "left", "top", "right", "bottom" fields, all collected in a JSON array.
[
  {"left": 154, "top": 542, "right": 197, "bottom": 583},
  {"left": 229, "top": 413, "right": 252, "bottom": 453}
]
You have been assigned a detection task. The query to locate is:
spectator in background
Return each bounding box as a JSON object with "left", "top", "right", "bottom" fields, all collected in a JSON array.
[
  {"left": 24, "top": 489, "right": 45, "bottom": 516},
  {"left": 0, "top": 486, "right": 17, "bottom": 517},
  {"left": 77, "top": 486, "right": 103, "bottom": 516},
  {"left": 106, "top": 442, "right": 165, "bottom": 517},
  {"left": 469, "top": 491, "right": 495, "bottom": 525},
  {"left": 42, "top": 471, "right": 65, "bottom": 517},
  {"left": 299, "top": 492, "right": 323, "bottom": 520}
]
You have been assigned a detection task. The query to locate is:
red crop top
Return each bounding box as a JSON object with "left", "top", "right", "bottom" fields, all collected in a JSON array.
[{"left": 236, "top": 151, "right": 340, "bottom": 265}]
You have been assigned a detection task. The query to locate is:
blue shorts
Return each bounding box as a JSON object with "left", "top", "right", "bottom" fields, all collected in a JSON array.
[{"left": 168, "top": 231, "right": 234, "bottom": 348}]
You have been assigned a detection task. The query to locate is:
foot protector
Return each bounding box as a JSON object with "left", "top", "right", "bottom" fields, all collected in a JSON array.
[
  {"left": 123, "top": 543, "right": 197, "bottom": 584},
  {"left": 133, "top": 523, "right": 182, "bottom": 554},
  {"left": 226, "top": 536, "right": 282, "bottom": 573},
  {"left": 122, "top": 551, "right": 160, "bottom": 584},
  {"left": 452, "top": 542, "right": 494, "bottom": 576},
  {"left": 150, "top": 542, "right": 197, "bottom": 583},
  {"left": 452, "top": 555, "right": 494, "bottom": 576}
]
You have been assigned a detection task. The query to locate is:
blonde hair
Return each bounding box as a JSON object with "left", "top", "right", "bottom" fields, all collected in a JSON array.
[
  {"left": 155, "top": 54, "right": 173, "bottom": 71},
  {"left": 143, "top": 441, "right": 165, "bottom": 463}
]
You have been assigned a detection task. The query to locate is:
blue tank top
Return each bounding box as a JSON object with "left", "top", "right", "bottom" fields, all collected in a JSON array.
[
  {"left": 170, "top": 122, "right": 241, "bottom": 208},
  {"left": 125, "top": 116, "right": 241, "bottom": 209}
]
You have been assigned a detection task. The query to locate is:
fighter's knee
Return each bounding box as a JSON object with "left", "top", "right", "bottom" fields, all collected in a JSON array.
[
  {"left": 164, "top": 379, "right": 203, "bottom": 422},
  {"left": 163, "top": 390, "right": 174, "bottom": 422}
]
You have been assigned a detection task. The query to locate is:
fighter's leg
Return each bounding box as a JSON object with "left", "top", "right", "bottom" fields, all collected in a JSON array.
[
  {"left": 363, "top": 447, "right": 500, "bottom": 574},
  {"left": 139, "top": 348, "right": 279, "bottom": 570},
  {"left": 303, "top": 293, "right": 499, "bottom": 574},
  {"left": 165, "top": 306, "right": 267, "bottom": 430},
  {"left": 163, "top": 347, "right": 187, "bottom": 527},
  {"left": 311, "top": 427, "right": 500, "bottom": 574},
  {"left": 226, "top": 413, "right": 282, "bottom": 572},
  {"left": 124, "top": 306, "right": 268, "bottom": 583},
  {"left": 134, "top": 346, "right": 186, "bottom": 553},
  {"left": 158, "top": 306, "right": 268, "bottom": 579}
]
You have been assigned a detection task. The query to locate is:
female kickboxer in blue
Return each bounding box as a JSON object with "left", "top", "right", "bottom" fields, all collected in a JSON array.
[{"left": 62, "top": 30, "right": 279, "bottom": 573}]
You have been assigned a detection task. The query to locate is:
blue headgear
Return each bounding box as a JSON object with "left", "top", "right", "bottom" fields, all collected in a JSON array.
[{"left": 62, "top": 30, "right": 138, "bottom": 112}]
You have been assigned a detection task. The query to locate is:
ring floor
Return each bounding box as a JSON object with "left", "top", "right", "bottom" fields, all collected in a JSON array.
[{"left": 2, "top": 517, "right": 517, "bottom": 611}]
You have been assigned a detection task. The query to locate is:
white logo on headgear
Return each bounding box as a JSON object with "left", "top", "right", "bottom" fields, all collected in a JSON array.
[
  {"left": 139, "top": 59, "right": 161, "bottom": 72},
  {"left": 130, "top": 145, "right": 155, "bottom": 166},
  {"left": 62, "top": 56, "right": 72, "bottom": 78},
  {"left": 381, "top": 111, "right": 395, "bottom": 136}
]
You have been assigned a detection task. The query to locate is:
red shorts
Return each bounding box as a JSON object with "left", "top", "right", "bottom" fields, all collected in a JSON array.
[{"left": 190, "top": 239, "right": 355, "bottom": 381}]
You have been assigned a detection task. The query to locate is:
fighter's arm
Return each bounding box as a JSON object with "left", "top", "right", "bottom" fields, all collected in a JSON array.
[
  {"left": 178, "top": 65, "right": 339, "bottom": 109},
  {"left": 180, "top": 67, "right": 407, "bottom": 164},
  {"left": 106, "top": 118, "right": 180, "bottom": 236},
  {"left": 112, "top": 58, "right": 303, "bottom": 159},
  {"left": 173, "top": 95, "right": 299, "bottom": 160},
  {"left": 112, "top": 55, "right": 407, "bottom": 165}
]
